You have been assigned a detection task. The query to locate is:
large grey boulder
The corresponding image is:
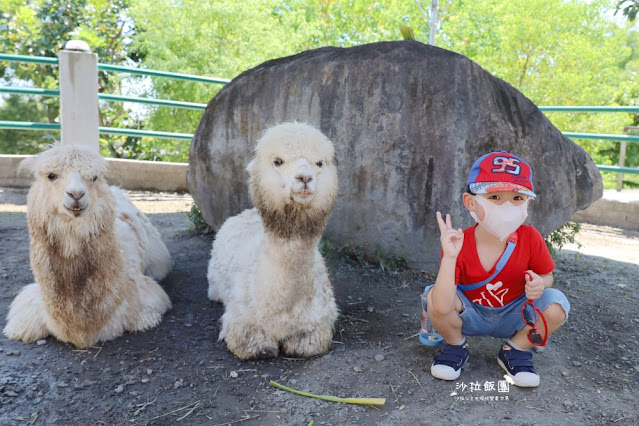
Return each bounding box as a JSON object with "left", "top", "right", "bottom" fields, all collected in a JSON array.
[{"left": 188, "top": 41, "right": 602, "bottom": 270}]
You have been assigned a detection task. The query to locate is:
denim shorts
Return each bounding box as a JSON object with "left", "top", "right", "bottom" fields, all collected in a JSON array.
[{"left": 424, "top": 284, "right": 570, "bottom": 338}]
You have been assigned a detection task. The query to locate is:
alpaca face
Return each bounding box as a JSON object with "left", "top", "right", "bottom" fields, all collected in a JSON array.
[
  {"left": 266, "top": 156, "right": 322, "bottom": 206},
  {"left": 20, "top": 144, "right": 113, "bottom": 230},
  {"left": 248, "top": 123, "right": 338, "bottom": 213}
]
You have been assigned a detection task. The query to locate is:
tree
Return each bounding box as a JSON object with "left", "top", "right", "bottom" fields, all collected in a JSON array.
[
  {"left": 128, "top": 0, "right": 418, "bottom": 161},
  {"left": 0, "top": 0, "right": 142, "bottom": 157},
  {"left": 616, "top": 0, "right": 639, "bottom": 21},
  {"left": 0, "top": 95, "right": 56, "bottom": 154},
  {"left": 435, "top": 0, "right": 636, "bottom": 177},
  {"left": 3, "top": 0, "right": 637, "bottom": 176}
]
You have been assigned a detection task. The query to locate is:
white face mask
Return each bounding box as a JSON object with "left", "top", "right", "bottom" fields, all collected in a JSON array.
[{"left": 470, "top": 195, "right": 528, "bottom": 241}]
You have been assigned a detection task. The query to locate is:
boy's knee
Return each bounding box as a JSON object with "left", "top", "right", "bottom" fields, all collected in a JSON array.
[
  {"left": 427, "top": 290, "right": 463, "bottom": 317},
  {"left": 544, "top": 302, "right": 567, "bottom": 325},
  {"left": 426, "top": 290, "right": 446, "bottom": 317}
]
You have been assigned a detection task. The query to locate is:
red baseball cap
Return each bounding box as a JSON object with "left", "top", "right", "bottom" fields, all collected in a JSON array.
[{"left": 466, "top": 151, "right": 536, "bottom": 198}]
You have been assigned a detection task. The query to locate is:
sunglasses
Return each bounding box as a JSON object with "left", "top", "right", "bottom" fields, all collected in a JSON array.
[{"left": 521, "top": 299, "right": 548, "bottom": 347}]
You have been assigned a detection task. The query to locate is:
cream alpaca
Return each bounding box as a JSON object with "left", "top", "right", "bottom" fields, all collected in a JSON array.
[
  {"left": 3, "top": 144, "right": 172, "bottom": 348},
  {"left": 207, "top": 122, "right": 339, "bottom": 360}
]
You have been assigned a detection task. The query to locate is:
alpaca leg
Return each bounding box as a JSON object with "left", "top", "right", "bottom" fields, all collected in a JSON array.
[
  {"left": 281, "top": 322, "right": 334, "bottom": 358},
  {"left": 132, "top": 276, "right": 172, "bottom": 332},
  {"left": 3, "top": 283, "right": 49, "bottom": 343},
  {"left": 140, "top": 214, "right": 171, "bottom": 281},
  {"left": 207, "top": 256, "right": 223, "bottom": 302},
  {"left": 220, "top": 311, "right": 279, "bottom": 360}
]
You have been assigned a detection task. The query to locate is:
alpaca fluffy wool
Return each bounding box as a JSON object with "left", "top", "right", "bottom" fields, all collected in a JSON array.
[
  {"left": 207, "top": 122, "right": 339, "bottom": 360},
  {"left": 3, "top": 144, "right": 172, "bottom": 348}
]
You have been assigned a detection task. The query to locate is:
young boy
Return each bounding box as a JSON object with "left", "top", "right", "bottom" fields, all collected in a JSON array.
[{"left": 425, "top": 151, "right": 570, "bottom": 387}]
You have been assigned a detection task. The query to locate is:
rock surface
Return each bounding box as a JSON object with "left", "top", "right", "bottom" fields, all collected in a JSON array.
[{"left": 188, "top": 40, "right": 602, "bottom": 269}]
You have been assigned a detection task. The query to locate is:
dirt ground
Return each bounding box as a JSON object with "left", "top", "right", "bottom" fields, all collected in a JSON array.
[{"left": 1, "top": 187, "right": 638, "bottom": 426}]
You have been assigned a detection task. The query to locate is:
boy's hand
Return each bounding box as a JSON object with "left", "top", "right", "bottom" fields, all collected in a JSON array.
[
  {"left": 436, "top": 211, "right": 464, "bottom": 259},
  {"left": 525, "top": 270, "right": 544, "bottom": 300}
]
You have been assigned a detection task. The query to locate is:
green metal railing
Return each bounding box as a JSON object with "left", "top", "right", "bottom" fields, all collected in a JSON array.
[
  {"left": 0, "top": 53, "right": 229, "bottom": 85},
  {"left": 562, "top": 132, "right": 639, "bottom": 144},
  {"left": 0, "top": 121, "right": 193, "bottom": 140},
  {"left": 1, "top": 52, "right": 638, "bottom": 176},
  {"left": 0, "top": 52, "right": 220, "bottom": 142},
  {"left": 0, "top": 53, "right": 57, "bottom": 66},
  {"left": 97, "top": 63, "right": 229, "bottom": 85},
  {"left": 0, "top": 86, "right": 207, "bottom": 110},
  {"left": 539, "top": 106, "right": 639, "bottom": 113}
]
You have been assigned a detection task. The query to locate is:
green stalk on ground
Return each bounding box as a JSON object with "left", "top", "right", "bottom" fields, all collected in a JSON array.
[{"left": 269, "top": 380, "right": 386, "bottom": 406}]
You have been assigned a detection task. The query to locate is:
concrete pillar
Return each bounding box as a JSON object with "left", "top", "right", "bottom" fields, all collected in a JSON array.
[{"left": 58, "top": 40, "right": 99, "bottom": 151}]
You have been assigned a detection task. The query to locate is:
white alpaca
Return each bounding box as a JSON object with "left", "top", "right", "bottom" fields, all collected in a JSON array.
[
  {"left": 207, "top": 122, "right": 339, "bottom": 360},
  {"left": 3, "top": 144, "right": 172, "bottom": 348}
]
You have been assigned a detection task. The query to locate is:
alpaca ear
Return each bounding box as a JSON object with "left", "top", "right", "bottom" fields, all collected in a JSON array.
[
  {"left": 246, "top": 158, "right": 256, "bottom": 175},
  {"left": 17, "top": 155, "right": 37, "bottom": 177}
]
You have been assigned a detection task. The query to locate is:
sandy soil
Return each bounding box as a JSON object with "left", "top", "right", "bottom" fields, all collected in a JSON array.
[{"left": 0, "top": 188, "right": 638, "bottom": 425}]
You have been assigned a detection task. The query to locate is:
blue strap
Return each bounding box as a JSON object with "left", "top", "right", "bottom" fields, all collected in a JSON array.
[{"left": 458, "top": 240, "right": 516, "bottom": 291}]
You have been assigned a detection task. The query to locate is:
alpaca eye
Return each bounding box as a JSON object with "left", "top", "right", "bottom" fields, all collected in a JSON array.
[
  {"left": 47, "top": 173, "right": 57, "bottom": 181},
  {"left": 91, "top": 175, "right": 98, "bottom": 182},
  {"left": 273, "top": 158, "right": 283, "bottom": 167},
  {"left": 316, "top": 161, "right": 323, "bottom": 168}
]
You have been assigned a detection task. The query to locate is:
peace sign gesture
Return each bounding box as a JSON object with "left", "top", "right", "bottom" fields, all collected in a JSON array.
[{"left": 436, "top": 211, "right": 464, "bottom": 259}]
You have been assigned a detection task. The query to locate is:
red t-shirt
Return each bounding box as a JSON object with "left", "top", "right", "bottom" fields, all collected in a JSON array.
[{"left": 453, "top": 224, "right": 555, "bottom": 307}]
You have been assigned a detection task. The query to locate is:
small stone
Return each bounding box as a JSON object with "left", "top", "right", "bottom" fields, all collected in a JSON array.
[
  {"left": 616, "top": 284, "right": 627, "bottom": 289},
  {"left": 174, "top": 379, "right": 183, "bottom": 389},
  {"left": 36, "top": 339, "right": 47, "bottom": 346},
  {"left": 55, "top": 382, "right": 68, "bottom": 388},
  {"left": 564, "top": 400, "right": 573, "bottom": 409},
  {"left": 633, "top": 365, "right": 639, "bottom": 372},
  {"left": 572, "top": 361, "right": 582, "bottom": 367},
  {"left": 146, "top": 369, "right": 152, "bottom": 375},
  {"left": 5, "top": 391, "right": 18, "bottom": 397},
  {"left": 561, "top": 371, "right": 569, "bottom": 377},
  {"left": 367, "top": 306, "right": 374, "bottom": 313},
  {"left": 141, "top": 378, "right": 149, "bottom": 384},
  {"left": 401, "top": 313, "right": 410, "bottom": 317},
  {"left": 185, "top": 323, "right": 192, "bottom": 328},
  {"left": 374, "top": 354, "right": 385, "bottom": 362},
  {"left": 353, "top": 367, "right": 362, "bottom": 372},
  {"left": 6, "top": 351, "right": 20, "bottom": 356},
  {"left": 229, "top": 371, "right": 239, "bottom": 379},
  {"left": 633, "top": 318, "right": 639, "bottom": 324},
  {"left": 621, "top": 357, "right": 628, "bottom": 362},
  {"left": 114, "top": 385, "right": 124, "bottom": 394}
]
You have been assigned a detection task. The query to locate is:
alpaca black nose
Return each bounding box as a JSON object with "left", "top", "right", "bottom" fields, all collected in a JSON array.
[
  {"left": 67, "top": 190, "right": 85, "bottom": 201},
  {"left": 296, "top": 174, "right": 313, "bottom": 184}
]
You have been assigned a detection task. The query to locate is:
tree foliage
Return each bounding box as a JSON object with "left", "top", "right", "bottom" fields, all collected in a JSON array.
[
  {"left": 1, "top": 0, "right": 638, "bottom": 182},
  {"left": 0, "top": 0, "right": 147, "bottom": 157},
  {"left": 616, "top": 0, "right": 639, "bottom": 21}
]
